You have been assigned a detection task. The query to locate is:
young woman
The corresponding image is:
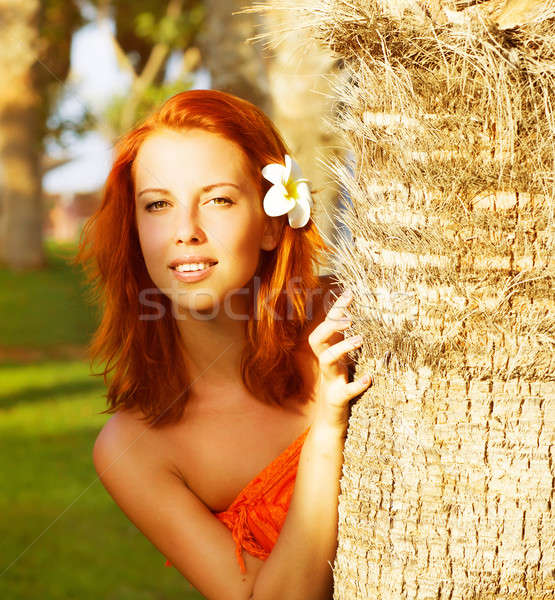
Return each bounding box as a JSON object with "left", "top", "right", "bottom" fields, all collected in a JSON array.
[{"left": 76, "top": 89, "right": 372, "bottom": 600}]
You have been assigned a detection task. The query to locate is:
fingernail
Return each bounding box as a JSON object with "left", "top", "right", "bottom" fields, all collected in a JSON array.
[
  {"left": 342, "top": 289, "right": 353, "bottom": 298},
  {"left": 360, "top": 373, "right": 372, "bottom": 385}
]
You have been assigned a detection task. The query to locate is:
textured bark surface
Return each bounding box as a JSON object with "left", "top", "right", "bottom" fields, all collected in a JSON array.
[
  {"left": 0, "top": 0, "right": 45, "bottom": 270},
  {"left": 339, "top": 374, "right": 554, "bottom": 598},
  {"left": 257, "top": 0, "right": 555, "bottom": 597}
]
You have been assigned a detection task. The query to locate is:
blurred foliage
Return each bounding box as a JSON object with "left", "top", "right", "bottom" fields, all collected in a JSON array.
[
  {"left": 103, "top": 78, "right": 194, "bottom": 137},
  {"left": 134, "top": 5, "right": 204, "bottom": 47},
  {"left": 45, "top": 96, "right": 98, "bottom": 152},
  {"left": 90, "top": 0, "right": 204, "bottom": 84},
  {"left": 38, "top": 0, "right": 205, "bottom": 149},
  {"left": 89, "top": 0, "right": 205, "bottom": 137}
]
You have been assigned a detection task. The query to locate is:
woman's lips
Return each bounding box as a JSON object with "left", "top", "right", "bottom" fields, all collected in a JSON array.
[{"left": 170, "top": 263, "right": 217, "bottom": 283}]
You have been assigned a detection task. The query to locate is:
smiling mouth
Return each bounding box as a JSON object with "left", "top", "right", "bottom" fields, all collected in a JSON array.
[{"left": 170, "top": 261, "right": 218, "bottom": 271}]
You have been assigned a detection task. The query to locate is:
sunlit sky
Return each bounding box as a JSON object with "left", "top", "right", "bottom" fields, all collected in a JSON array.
[{"left": 43, "top": 17, "right": 210, "bottom": 195}]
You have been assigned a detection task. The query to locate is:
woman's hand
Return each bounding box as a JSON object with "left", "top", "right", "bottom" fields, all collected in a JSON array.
[{"left": 307, "top": 288, "right": 372, "bottom": 430}]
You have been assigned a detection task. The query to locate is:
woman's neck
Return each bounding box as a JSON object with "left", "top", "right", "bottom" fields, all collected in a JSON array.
[{"left": 175, "top": 305, "right": 248, "bottom": 395}]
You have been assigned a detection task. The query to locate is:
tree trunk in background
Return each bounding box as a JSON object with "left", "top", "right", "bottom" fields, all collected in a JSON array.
[
  {"left": 263, "top": 1, "right": 554, "bottom": 597},
  {"left": 0, "top": 0, "right": 45, "bottom": 270},
  {"left": 197, "top": 0, "right": 273, "bottom": 115},
  {"left": 261, "top": 8, "right": 345, "bottom": 266},
  {"left": 200, "top": 3, "right": 345, "bottom": 266}
]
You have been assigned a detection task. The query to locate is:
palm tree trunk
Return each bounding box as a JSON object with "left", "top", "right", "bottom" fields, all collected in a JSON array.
[{"left": 258, "top": 0, "right": 555, "bottom": 597}]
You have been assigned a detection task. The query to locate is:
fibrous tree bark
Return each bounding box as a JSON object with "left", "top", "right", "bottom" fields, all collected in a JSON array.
[{"left": 253, "top": 0, "right": 555, "bottom": 597}]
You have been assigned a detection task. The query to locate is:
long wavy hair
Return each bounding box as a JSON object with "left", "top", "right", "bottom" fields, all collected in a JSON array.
[{"left": 74, "top": 89, "right": 331, "bottom": 427}]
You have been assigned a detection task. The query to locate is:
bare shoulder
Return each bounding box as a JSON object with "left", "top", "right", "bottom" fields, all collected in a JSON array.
[
  {"left": 92, "top": 411, "right": 263, "bottom": 599},
  {"left": 93, "top": 410, "right": 162, "bottom": 472},
  {"left": 92, "top": 410, "right": 173, "bottom": 498}
]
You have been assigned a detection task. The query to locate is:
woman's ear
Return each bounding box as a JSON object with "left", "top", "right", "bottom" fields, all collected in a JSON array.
[{"left": 260, "top": 216, "right": 282, "bottom": 251}]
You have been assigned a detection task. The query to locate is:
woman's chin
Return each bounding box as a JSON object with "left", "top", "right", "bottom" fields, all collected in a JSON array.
[{"left": 170, "top": 298, "right": 221, "bottom": 320}]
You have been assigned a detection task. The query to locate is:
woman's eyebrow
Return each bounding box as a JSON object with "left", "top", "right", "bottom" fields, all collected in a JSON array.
[
  {"left": 137, "top": 187, "right": 168, "bottom": 198},
  {"left": 138, "top": 182, "right": 240, "bottom": 198},
  {"left": 202, "top": 182, "right": 241, "bottom": 192}
]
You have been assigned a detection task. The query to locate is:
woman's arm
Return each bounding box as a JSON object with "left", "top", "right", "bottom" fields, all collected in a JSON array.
[
  {"left": 93, "top": 414, "right": 268, "bottom": 600},
  {"left": 92, "top": 286, "right": 369, "bottom": 600},
  {"left": 250, "top": 420, "right": 348, "bottom": 600},
  {"left": 250, "top": 288, "right": 372, "bottom": 600}
]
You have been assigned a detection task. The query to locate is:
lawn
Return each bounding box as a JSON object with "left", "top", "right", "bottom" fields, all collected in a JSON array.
[
  {"left": 0, "top": 240, "right": 204, "bottom": 599},
  {"left": 0, "top": 240, "right": 98, "bottom": 352}
]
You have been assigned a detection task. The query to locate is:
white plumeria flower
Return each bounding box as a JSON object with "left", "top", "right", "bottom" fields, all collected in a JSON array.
[{"left": 261, "top": 154, "right": 313, "bottom": 228}]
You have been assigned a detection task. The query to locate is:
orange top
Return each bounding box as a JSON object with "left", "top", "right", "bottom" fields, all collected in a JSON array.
[{"left": 164, "top": 426, "right": 310, "bottom": 573}]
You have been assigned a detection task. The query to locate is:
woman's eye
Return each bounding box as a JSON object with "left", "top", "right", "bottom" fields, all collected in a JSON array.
[
  {"left": 145, "top": 197, "right": 232, "bottom": 211},
  {"left": 146, "top": 200, "right": 169, "bottom": 211},
  {"left": 210, "top": 197, "right": 233, "bottom": 206}
]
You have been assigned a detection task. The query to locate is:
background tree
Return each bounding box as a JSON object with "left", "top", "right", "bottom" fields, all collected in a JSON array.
[
  {"left": 196, "top": 0, "right": 273, "bottom": 115},
  {"left": 244, "top": 4, "right": 346, "bottom": 265},
  {"left": 0, "top": 0, "right": 85, "bottom": 270},
  {"left": 175, "top": 0, "right": 346, "bottom": 255},
  {"left": 257, "top": 0, "right": 554, "bottom": 597},
  {"left": 0, "top": 0, "right": 205, "bottom": 270}
]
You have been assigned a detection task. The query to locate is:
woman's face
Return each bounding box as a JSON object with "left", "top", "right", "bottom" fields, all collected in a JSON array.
[{"left": 133, "top": 128, "right": 279, "bottom": 317}]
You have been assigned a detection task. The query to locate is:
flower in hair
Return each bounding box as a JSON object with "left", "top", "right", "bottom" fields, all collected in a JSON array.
[{"left": 261, "top": 154, "right": 313, "bottom": 229}]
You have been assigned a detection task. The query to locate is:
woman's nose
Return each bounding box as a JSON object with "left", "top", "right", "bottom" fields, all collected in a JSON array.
[{"left": 174, "top": 203, "right": 206, "bottom": 244}]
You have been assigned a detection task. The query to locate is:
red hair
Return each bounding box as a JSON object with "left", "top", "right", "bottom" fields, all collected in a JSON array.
[{"left": 73, "top": 89, "right": 331, "bottom": 427}]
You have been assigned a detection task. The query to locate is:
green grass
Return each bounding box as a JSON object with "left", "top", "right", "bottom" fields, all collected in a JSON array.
[
  {"left": 0, "top": 241, "right": 204, "bottom": 599},
  {"left": 0, "top": 240, "right": 99, "bottom": 349}
]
